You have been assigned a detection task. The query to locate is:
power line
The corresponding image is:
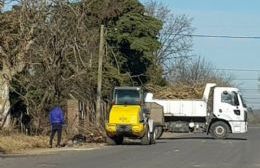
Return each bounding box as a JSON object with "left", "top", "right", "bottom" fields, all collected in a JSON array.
[
  {"left": 161, "top": 33, "right": 260, "bottom": 39},
  {"left": 240, "top": 89, "right": 260, "bottom": 91},
  {"left": 233, "top": 79, "right": 260, "bottom": 81},
  {"left": 189, "top": 34, "right": 260, "bottom": 39},
  {"left": 214, "top": 68, "right": 260, "bottom": 72}
]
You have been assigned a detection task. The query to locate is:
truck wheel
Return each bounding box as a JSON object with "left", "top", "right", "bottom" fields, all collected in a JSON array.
[
  {"left": 154, "top": 126, "right": 164, "bottom": 139},
  {"left": 115, "top": 136, "right": 124, "bottom": 145},
  {"left": 210, "top": 121, "right": 229, "bottom": 139},
  {"left": 141, "top": 125, "right": 151, "bottom": 145},
  {"left": 106, "top": 136, "right": 116, "bottom": 145},
  {"left": 150, "top": 129, "right": 156, "bottom": 144}
]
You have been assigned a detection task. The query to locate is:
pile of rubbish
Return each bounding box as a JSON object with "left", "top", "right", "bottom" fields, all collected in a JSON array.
[
  {"left": 66, "top": 123, "right": 105, "bottom": 146},
  {"left": 145, "top": 83, "right": 205, "bottom": 99}
]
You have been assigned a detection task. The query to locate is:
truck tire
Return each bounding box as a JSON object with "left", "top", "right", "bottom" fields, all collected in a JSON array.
[
  {"left": 210, "top": 121, "right": 229, "bottom": 139},
  {"left": 150, "top": 130, "right": 156, "bottom": 144},
  {"left": 154, "top": 126, "right": 164, "bottom": 139},
  {"left": 115, "top": 136, "right": 124, "bottom": 145},
  {"left": 141, "top": 125, "right": 151, "bottom": 145}
]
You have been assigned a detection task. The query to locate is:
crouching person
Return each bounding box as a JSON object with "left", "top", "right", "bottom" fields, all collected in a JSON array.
[{"left": 49, "top": 105, "right": 65, "bottom": 148}]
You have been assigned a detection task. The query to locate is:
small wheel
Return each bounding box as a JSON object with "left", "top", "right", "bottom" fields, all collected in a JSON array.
[
  {"left": 115, "top": 136, "right": 124, "bottom": 145},
  {"left": 210, "top": 121, "right": 229, "bottom": 139},
  {"left": 141, "top": 125, "right": 151, "bottom": 145}
]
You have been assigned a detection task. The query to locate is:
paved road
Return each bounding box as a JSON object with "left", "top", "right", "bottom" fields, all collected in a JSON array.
[{"left": 1, "top": 127, "right": 260, "bottom": 168}]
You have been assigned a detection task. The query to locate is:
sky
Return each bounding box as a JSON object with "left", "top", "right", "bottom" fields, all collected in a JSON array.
[{"left": 142, "top": 0, "right": 260, "bottom": 109}]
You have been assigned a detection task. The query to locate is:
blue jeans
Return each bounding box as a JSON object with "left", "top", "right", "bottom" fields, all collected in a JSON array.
[{"left": 50, "top": 123, "right": 62, "bottom": 146}]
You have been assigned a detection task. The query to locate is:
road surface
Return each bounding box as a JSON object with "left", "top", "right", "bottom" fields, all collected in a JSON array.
[{"left": 1, "top": 126, "right": 260, "bottom": 168}]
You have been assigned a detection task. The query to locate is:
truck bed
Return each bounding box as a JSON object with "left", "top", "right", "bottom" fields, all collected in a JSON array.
[{"left": 146, "top": 99, "right": 207, "bottom": 117}]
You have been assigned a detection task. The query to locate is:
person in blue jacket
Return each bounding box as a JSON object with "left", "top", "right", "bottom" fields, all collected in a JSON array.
[{"left": 49, "top": 105, "right": 65, "bottom": 148}]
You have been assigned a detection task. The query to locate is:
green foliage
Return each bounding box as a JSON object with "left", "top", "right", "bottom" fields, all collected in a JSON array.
[{"left": 107, "top": 11, "right": 163, "bottom": 85}]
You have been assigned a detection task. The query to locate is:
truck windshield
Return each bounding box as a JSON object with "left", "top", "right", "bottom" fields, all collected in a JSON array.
[
  {"left": 114, "top": 89, "right": 140, "bottom": 105},
  {"left": 239, "top": 94, "right": 247, "bottom": 108}
]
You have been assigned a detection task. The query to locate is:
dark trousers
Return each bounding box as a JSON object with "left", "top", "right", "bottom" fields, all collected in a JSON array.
[{"left": 50, "top": 123, "right": 62, "bottom": 146}]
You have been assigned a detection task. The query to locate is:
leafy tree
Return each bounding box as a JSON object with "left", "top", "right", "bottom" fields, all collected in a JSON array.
[{"left": 107, "top": 8, "right": 163, "bottom": 85}]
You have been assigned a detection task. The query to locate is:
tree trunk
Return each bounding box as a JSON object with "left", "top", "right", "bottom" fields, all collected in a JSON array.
[
  {"left": 0, "top": 67, "right": 12, "bottom": 128},
  {"left": 0, "top": 78, "right": 11, "bottom": 128}
]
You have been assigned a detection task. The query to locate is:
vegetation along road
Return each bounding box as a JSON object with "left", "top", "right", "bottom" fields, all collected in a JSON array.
[{"left": 1, "top": 126, "right": 260, "bottom": 168}]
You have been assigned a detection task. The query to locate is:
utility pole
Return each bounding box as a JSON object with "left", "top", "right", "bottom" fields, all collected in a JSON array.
[{"left": 96, "top": 25, "right": 105, "bottom": 126}]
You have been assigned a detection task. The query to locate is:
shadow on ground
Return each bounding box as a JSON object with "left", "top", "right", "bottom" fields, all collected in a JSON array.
[{"left": 160, "top": 136, "right": 247, "bottom": 141}]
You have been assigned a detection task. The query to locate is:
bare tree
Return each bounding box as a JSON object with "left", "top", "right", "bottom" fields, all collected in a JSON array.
[
  {"left": 168, "top": 56, "right": 233, "bottom": 86},
  {"left": 13, "top": 0, "right": 101, "bottom": 131},
  {"left": 144, "top": 0, "right": 194, "bottom": 72},
  {"left": 0, "top": 0, "right": 39, "bottom": 128}
]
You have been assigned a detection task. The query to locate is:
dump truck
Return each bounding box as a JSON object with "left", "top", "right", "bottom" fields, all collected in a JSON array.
[
  {"left": 105, "top": 87, "right": 163, "bottom": 145},
  {"left": 146, "top": 83, "right": 248, "bottom": 139}
]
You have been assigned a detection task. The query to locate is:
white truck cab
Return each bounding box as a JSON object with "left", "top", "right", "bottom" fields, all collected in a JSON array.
[
  {"left": 145, "top": 83, "right": 248, "bottom": 139},
  {"left": 212, "top": 87, "right": 247, "bottom": 134}
]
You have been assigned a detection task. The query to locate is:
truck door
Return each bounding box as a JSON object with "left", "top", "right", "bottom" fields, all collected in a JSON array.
[{"left": 218, "top": 91, "right": 244, "bottom": 121}]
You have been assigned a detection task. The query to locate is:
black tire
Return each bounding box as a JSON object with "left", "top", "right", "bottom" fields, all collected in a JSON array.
[
  {"left": 115, "top": 136, "right": 124, "bottom": 145},
  {"left": 150, "top": 130, "right": 156, "bottom": 144},
  {"left": 154, "top": 126, "right": 164, "bottom": 139},
  {"left": 210, "top": 121, "right": 229, "bottom": 139},
  {"left": 141, "top": 125, "right": 151, "bottom": 145}
]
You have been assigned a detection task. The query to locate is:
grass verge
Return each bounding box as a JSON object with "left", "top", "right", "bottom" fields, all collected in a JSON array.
[{"left": 0, "top": 133, "right": 49, "bottom": 154}]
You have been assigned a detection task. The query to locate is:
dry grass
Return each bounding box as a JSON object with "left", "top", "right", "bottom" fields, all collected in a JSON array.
[
  {"left": 248, "top": 113, "right": 260, "bottom": 125},
  {"left": 0, "top": 126, "right": 105, "bottom": 154},
  {"left": 0, "top": 133, "right": 49, "bottom": 154}
]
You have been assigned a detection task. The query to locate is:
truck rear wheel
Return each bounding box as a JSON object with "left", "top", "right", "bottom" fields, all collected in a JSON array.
[
  {"left": 141, "top": 125, "right": 151, "bottom": 145},
  {"left": 154, "top": 126, "right": 164, "bottom": 139},
  {"left": 210, "top": 121, "right": 229, "bottom": 139}
]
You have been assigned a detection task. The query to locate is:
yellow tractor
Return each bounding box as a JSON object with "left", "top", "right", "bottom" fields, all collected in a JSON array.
[{"left": 105, "top": 87, "right": 156, "bottom": 145}]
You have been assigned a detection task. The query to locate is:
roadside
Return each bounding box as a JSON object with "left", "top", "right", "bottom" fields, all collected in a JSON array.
[
  {"left": 0, "top": 131, "right": 105, "bottom": 155},
  {"left": 1, "top": 124, "right": 259, "bottom": 156},
  {"left": 11, "top": 143, "right": 105, "bottom": 156},
  {"left": 0, "top": 131, "right": 182, "bottom": 155},
  {"left": 0, "top": 133, "right": 49, "bottom": 154}
]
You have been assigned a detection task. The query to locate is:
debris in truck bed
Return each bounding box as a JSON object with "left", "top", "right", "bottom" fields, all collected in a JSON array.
[{"left": 145, "top": 83, "right": 205, "bottom": 99}]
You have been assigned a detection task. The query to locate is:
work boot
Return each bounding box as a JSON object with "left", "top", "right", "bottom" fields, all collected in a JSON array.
[{"left": 56, "top": 144, "right": 61, "bottom": 148}]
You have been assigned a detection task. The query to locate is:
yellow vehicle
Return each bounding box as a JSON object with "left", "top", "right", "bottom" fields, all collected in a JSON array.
[{"left": 105, "top": 87, "right": 156, "bottom": 145}]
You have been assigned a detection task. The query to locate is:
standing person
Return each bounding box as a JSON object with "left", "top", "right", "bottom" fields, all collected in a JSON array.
[{"left": 49, "top": 105, "right": 65, "bottom": 148}]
